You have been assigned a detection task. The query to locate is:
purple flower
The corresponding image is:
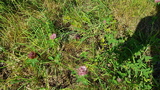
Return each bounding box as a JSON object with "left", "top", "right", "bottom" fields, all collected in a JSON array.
[
  {"left": 103, "top": 20, "right": 106, "bottom": 24},
  {"left": 50, "top": 33, "right": 56, "bottom": 39},
  {"left": 117, "top": 78, "right": 122, "bottom": 82},
  {"left": 155, "top": 0, "right": 160, "bottom": 2},
  {"left": 75, "top": 34, "right": 81, "bottom": 40},
  {"left": 77, "top": 66, "right": 87, "bottom": 76},
  {"left": 28, "top": 51, "right": 37, "bottom": 59}
]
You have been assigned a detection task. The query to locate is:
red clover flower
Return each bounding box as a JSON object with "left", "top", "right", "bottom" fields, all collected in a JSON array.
[
  {"left": 28, "top": 51, "right": 37, "bottom": 59},
  {"left": 103, "top": 20, "right": 106, "bottom": 24},
  {"left": 75, "top": 34, "right": 81, "bottom": 40},
  {"left": 50, "top": 33, "right": 56, "bottom": 39},
  {"left": 77, "top": 66, "right": 87, "bottom": 76},
  {"left": 155, "top": 0, "right": 160, "bottom": 2}
]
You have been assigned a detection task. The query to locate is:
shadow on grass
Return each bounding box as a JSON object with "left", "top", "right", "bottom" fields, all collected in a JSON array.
[{"left": 114, "top": 4, "right": 160, "bottom": 89}]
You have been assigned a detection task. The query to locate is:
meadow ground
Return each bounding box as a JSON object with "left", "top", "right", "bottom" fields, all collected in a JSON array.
[{"left": 0, "top": 0, "right": 159, "bottom": 89}]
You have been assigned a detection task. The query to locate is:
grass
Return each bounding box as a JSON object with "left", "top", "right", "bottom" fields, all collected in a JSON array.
[{"left": 0, "top": 0, "right": 159, "bottom": 89}]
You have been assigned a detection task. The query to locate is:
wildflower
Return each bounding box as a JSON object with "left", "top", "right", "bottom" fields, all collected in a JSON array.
[
  {"left": 103, "top": 20, "right": 106, "bottom": 24},
  {"left": 50, "top": 33, "right": 56, "bottom": 39},
  {"left": 77, "top": 66, "right": 87, "bottom": 76},
  {"left": 155, "top": 0, "right": 160, "bottom": 2},
  {"left": 75, "top": 34, "right": 81, "bottom": 40},
  {"left": 28, "top": 51, "right": 37, "bottom": 59},
  {"left": 117, "top": 78, "right": 122, "bottom": 82}
]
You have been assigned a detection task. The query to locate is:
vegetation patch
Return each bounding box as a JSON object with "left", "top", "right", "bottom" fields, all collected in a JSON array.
[{"left": 0, "top": 0, "right": 159, "bottom": 89}]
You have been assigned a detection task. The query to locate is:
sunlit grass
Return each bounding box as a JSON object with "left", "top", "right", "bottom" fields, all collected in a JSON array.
[{"left": 109, "top": 0, "right": 155, "bottom": 34}]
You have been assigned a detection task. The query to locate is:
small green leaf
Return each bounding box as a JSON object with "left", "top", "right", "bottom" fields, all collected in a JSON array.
[
  {"left": 26, "top": 59, "right": 39, "bottom": 66},
  {"left": 0, "top": 46, "right": 5, "bottom": 52},
  {"left": 48, "top": 56, "right": 54, "bottom": 60},
  {"left": 144, "top": 56, "right": 152, "bottom": 62}
]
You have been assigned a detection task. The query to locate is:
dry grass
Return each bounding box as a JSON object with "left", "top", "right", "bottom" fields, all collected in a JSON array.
[{"left": 109, "top": 0, "right": 156, "bottom": 33}]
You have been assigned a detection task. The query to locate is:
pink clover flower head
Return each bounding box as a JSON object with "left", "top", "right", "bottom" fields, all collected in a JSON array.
[
  {"left": 28, "top": 51, "right": 37, "bottom": 59},
  {"left": 50, "top": 33, "right": 56, "bottom": 39},
  {"left": 75, "top": 34, "right": 81, "bottom": 40},
  {"left": 77, "top": 66, "right": 87, "bottom": 76},
  {"left": 117, "top": 78, "right": 122, "bottom": 82},
  {"left": 155, "top": 0, "right": 160, "bottom": 2},
  {"left": 103, "top": 20, "right": 106, "bottom": 24}
]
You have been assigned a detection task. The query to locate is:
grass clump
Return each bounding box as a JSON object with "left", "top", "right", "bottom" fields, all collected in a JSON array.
[{"left": 0, "top": 0, "right": 159, "bottom": 89}]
